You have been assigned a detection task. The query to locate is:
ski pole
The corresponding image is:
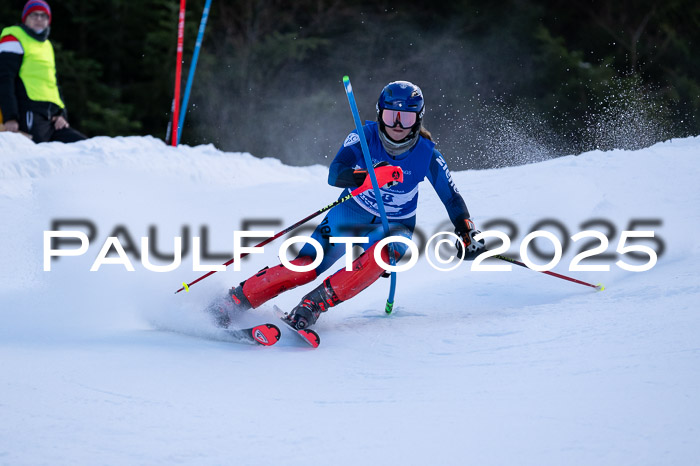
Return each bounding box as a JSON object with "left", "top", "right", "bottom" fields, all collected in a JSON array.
[
  {"left": 177, "top": 0, "right": 212, "bottom": 145},
  {"left": 342, "top": 76, "right": 398, "bottom": 315},
  {"left": 175, "top": 182, "right": 382, "bottom": 294},
  {"left": 494, "top": 255, "right": 604, "bottom": 291}
]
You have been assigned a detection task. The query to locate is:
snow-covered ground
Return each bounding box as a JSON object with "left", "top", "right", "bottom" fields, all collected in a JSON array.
[{"left": 1, "top": 132, "right": 699, "bottom": 465}]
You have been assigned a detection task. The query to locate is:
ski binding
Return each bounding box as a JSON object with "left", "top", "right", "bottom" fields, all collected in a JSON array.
[{"left": 273, "top": 306, "right": 320, "bottom": 348}]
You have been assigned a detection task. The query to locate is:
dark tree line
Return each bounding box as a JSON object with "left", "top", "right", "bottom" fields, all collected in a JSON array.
[{"left": 1, "top": 0, "right": 698, "bottom": 168}]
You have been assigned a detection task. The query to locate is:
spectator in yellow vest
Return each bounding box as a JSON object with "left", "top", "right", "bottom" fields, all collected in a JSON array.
[{"left": 0, "top": 1, "right": 86, "bottom": 142}]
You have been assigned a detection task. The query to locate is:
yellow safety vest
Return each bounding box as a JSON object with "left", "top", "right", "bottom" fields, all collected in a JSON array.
[{"left": 0, "top": 25, "right": 64, "bottom": 108}]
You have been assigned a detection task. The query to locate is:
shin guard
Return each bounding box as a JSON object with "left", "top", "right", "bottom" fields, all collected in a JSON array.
[
  {"left": 241, "top": 257, "right": 317, "bottom": 308},
  {"left": 327, "top": 242, "right": 398, "bottom": 302}
]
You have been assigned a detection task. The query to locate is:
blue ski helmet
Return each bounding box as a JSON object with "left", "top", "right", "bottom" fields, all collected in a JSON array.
[{"left": 376, "top": 81, "right": 425, "bottom": 155}]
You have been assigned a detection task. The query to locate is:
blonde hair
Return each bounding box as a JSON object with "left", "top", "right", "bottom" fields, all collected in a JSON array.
[{"left": 419, "top": 126, "right": 433, "bottom": 141}]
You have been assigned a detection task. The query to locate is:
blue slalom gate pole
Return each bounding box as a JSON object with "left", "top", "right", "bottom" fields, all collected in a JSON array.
[
  {"left": 342, "top": 76, "right": 398, "bottom": 314},
  {"left": 177, "top": 0, "right": 212, "bottom": 145}
]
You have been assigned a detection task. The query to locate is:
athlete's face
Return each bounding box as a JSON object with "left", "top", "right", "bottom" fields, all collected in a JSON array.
[
  {"left": 24, "top": 12, "right": 50, "bottom": 33},
  {"left": 385, "top": 125, "right": 411, "bottom": 142}
]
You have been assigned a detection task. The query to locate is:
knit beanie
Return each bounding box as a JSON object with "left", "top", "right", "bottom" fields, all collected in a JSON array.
[{"left": 22, "top": 1, "right": 52, "bottom": 24}]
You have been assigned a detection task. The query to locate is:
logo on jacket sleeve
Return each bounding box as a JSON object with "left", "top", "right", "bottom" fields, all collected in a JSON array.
[
  {"left": 435, "top": 156, "right": 459, "bottom": 193},
  {"left": 343, "top": 133, "right": 360, "bottom": 147}
]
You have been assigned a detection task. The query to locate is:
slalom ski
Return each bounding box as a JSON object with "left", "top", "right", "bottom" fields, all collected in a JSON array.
[
  {"left": 225, "top": 323, "right": 281, "bottom": 346},
  {"left": 273, "top": 307, "right": 321, "bottom": 348}
]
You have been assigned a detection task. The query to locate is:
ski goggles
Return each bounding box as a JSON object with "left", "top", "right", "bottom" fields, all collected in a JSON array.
[{"left": 380, "top": 109, "right": 418, "bottom": 129}]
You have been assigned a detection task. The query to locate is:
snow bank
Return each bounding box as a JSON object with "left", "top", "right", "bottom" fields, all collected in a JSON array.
[{"left": 1, "top": 132, "right": 699, "bottom": 465}]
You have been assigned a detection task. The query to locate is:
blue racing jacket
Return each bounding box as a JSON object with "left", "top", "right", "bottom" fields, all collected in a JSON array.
[{"left": 329, "top": 121, "right": 470, "bottom": 226}]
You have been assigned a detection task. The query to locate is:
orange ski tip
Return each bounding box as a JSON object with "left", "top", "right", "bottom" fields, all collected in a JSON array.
[
  {"left": 252, "top": 324, "right": 281, "bottom": 346},
  {"left": 299, "top": 329, "right": 320, "bottom": 348}
]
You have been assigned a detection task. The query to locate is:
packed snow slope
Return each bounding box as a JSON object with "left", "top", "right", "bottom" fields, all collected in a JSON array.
[{"left": 1, "top": 133, "right": 699, "bottom": 465}]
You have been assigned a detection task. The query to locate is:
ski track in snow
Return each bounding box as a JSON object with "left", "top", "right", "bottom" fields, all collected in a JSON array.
[{"left": 1, "top": 132, "right": 699, "bottom": 465}]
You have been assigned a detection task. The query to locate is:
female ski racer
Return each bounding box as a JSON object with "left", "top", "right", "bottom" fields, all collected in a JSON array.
[{"left": 208, "top": 80, "right": 485, "bottom": 330}]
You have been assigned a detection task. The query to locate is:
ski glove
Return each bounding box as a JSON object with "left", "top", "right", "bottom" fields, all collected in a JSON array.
[
  {"left": 354, "top": 161, "right": 403, "bottom": 192},
  {"left": 455, "top": 216, "right": 485, "bottom": 261}
]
